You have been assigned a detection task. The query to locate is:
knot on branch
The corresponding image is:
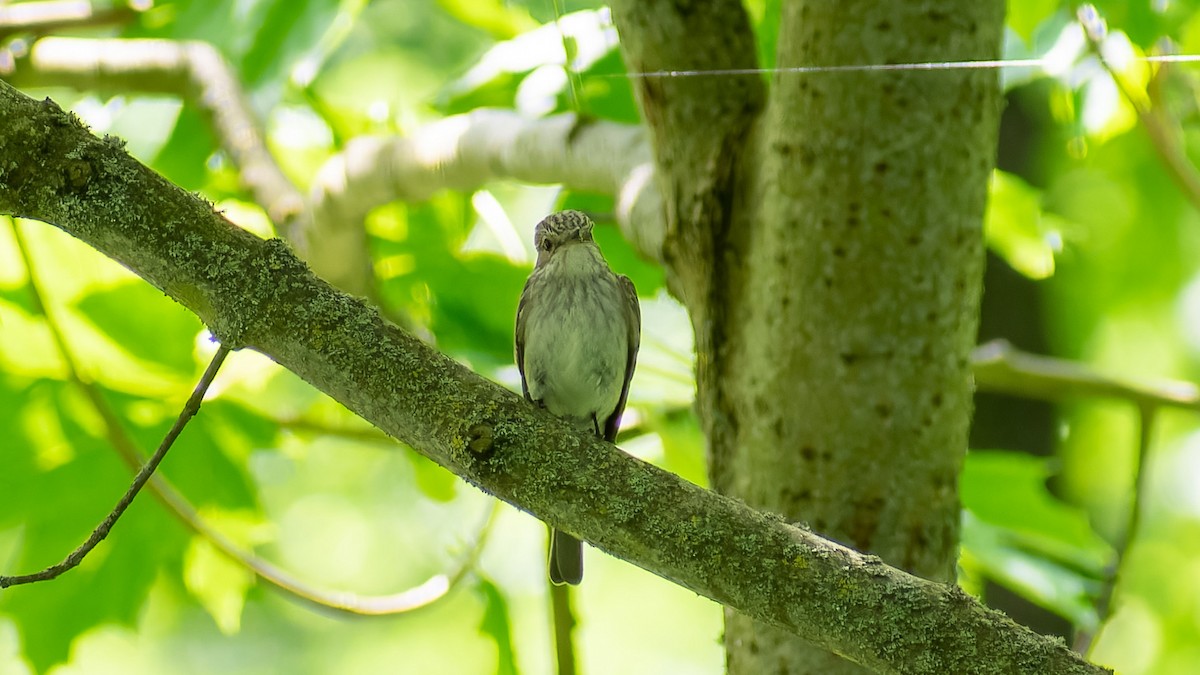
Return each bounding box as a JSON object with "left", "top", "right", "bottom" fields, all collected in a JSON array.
[{"left": 466, "top": 422, "right": 495, "bottom": 458}]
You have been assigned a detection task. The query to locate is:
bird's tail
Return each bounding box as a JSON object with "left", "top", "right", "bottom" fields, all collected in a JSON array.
[{"left": 549, "top": 529, "right": 583, "bottom": 585}]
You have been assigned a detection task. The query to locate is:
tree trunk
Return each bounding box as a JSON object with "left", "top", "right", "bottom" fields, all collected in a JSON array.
[
  {"left": 617, "top": 2, "right": 1006, "bottom": 672},
  {"left": 0, "top": 39, "right": 1110, "bottom": 672},
  {"left": 723, "top": 3, "right": 1006, "bottom": 671}
]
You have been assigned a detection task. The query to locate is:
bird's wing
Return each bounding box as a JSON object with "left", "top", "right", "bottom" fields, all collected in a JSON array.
[
  {"left": 604, "top": 274, "right": 641, "bottom": 443},
  {"left": 515, "top": 276, "right": 535, "bottom": 401}
]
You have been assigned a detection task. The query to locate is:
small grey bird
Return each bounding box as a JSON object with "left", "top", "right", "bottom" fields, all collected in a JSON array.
[{"left": 515, "top": 210, "right": 641, "bottom": 585}]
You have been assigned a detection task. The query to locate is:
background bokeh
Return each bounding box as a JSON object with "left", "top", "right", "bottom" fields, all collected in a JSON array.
[{"left": 2, "top": 0, "right": 1200, "bottom": 673}]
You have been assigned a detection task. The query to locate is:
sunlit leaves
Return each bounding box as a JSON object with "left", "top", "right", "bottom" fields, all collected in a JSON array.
[
  {"left": 1085, "top": 0, "right": 1186, "bottom": 46},
  {"left": 985, "top": 170, "right": 1067, "bottom": 279},
  {"left": 475, "top": 577, "right": 519, "bottom": 675},
  {"left": 743, "top": 0, "right": 781, "bottom": 75},
  {"left": 1008, "top": 0, "right": 1063, "bottom": 41},
  {"left": 438, "top": 0, "right": 538, "bottom": 40},
  {"left": 1, "top": 440, "right": 185, "bottom": 670},
  {"left": 75, "top": 281, "right": 201, "bottom": 377},
  {"left": 439, "top": 8, "right": 616, "bottom": 112},
  {"left": 437, "top": 6, "right": 635, "bottom": 122},
  {"left": 183, "top": 511, "right": 265, "bottom": 635},
  {"left": 410, "top": 450, "right": 459, "bottom": 502},
  {"left": 152, "top": 105, "right": 218, "bottom": 191},
  {"left": 371, "top": 197, "right": 531, "bottom": 366},
  {"left": 6, "top": 0, "right": 1200, "bottom": 671},
  {"left": 961, "top": 450, "right": 1112, "bottom": 626},
  {"left": 157, "top": 0, "right": 358, "bottom": 93}
]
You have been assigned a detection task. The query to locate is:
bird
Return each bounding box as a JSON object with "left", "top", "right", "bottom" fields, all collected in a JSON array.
[{"left": 514, "top": 210, "right": 641, "bottom": 585}]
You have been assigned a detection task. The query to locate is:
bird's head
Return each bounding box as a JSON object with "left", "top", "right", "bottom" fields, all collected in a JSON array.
[{"left": 533, "top": 210, "right": 596, "bottom": 265}]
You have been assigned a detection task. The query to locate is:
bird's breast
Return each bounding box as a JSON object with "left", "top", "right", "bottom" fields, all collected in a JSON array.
[{"left": 522, "top": 272, "right": 629, "bottom": 422}]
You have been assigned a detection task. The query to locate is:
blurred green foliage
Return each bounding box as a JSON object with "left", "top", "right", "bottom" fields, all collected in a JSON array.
[{"left": 2, "top": 0, "right": 1200, "bottom": 673}]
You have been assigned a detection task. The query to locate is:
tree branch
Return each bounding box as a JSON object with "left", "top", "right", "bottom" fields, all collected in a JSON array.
[
  {"left": 608, "top": 0, "right": 763, "bottom": 310},
  {"left": 3, "top": 218, "right": 480, "bottom": 614},
  {"left": 308, "top": 110, "right": 665, "bottom": 279},
  {"left": 0, "top": 0, "right": 138, "bottom": 39},
  {"left": 1073, "top": 404, "right": 1154, "bottom": 655},
  {"left": 972, "top": 339, "right": 1200, "bottom": 411},
  {"left": 4, "top": 37, "right": 308, "bottom": 253},
  {"left": 0, "top": 80, "right": 1108, "bottom": 675},
  {"left": 5, "top": 38, "right": 667, "bottom": 293},
  {"left": 1077, "top": 6, "right": 1200, "bottom": 213},
  {"left": 0, "top": 342, "right": 230, "bottom": 588}
]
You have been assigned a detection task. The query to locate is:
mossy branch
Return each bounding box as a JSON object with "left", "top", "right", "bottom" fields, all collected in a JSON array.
[{"left": 0, "top": 81, "right": 1108, "bottom": 675}]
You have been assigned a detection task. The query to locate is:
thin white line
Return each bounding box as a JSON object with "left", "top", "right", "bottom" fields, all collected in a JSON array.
[
  {"left": 609, "top": 54, "right": 1200, "bottom": 79},
  {"left": 1149, "top": 54, "right": 1200, "bottom": 63}
]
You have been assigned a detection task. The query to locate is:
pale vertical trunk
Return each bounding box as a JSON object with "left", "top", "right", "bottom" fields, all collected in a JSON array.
[
  {"left": 714, "top": 3, "right": 1006, "bottom": 672},
  {"left": 614, "top": 1, "right": 1004, "bottom": 671}
]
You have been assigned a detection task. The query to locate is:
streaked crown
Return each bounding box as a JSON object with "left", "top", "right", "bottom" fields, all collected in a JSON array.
[{"left": 533, "top": 210, "right": 595, "bottom": 254}]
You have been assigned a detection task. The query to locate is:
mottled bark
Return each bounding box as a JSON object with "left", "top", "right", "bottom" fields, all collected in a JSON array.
[
  {"left": 723, "top": 2, "right": 1006, "bottom": 671},
  {"left": 0, "top": 79, "right": 1106, "bottom": 674},
  {"left": 613, "top": 1, "right": 1006, "bottom": 671}
]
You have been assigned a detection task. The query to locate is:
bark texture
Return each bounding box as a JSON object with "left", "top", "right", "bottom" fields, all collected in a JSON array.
[
  {"left": 6, "top": 36, "right": 664, "bottom": 295},
  {"left": 613, "top": 1, "right": 1006, "bottom": 672},
  {"left": 0, "top": 79, "right": 1107, "bottom": 675}
]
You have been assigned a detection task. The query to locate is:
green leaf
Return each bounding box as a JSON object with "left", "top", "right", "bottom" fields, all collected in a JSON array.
[
  {"left": 651, "top": 410, "right": 708, "bottom": 488},
  {"left": 183, "top": 510, "right": 264, "bottom": 634},
  {"left": 106, "top": 98, "right": 186, "bottom": 166},
  {"left": 151, "top": 105, "right": 217, "bottom": 192},
  {"left": 373, "top": 199, "right": 530, "bottom": 366},
  {"left": 164, "top": 0, "right": 284, "bottom": 64},
  {"left": 963, "top": 450, "right": 1111, "bottom": 569},
  {"left": 1006, "top": 0, "right": 1063, "bottom": 42},
  {"left": 433, "top": 254, "right": 531, "bottom": 362},
  {"left": 744, "top": 0, "right": 781, "bottom": 75},
  {"left": 438, "top": 8, "right": 617, "bottom": 117},
  {"left": 1, "top": 435, "right": 184, "bottom": 670},
  {"left": 163, "top": 0, "right": 353, "bottom": 93},
  {"left": 1085, "top": 1, "right": 1179, "bottom": 47},
  {"left": 626, "top": 292, "right": 695, "bottom": 409},
  {"left": 961, "top": 513, "right": 1100, "bottom": 628},
  {"left": 961, "top": 450, "right": 1113, "bottom": 625},
  {"left": 0, "top": 298, "right": 64, "bottom": 380},
  {"left": 242, "top": 0, "right": 349, "bottom": 88},
  {"left": 985, "top": 170, "right": 1067, "bottom": 279},
  {"left": 74, "top": 280, "right": 202, "bottom": 377},
  {"left": 410, "top": 449, "right": 459, "bottom": 503},
  {"left": 475, "top": 577, "right": 519, "bottom": 675},
  {"left": 437, "top": 0, "right": 538, "bottom": 40},
  {"left": 568, "top": 47, "right": 639, "bottom": 124},
  {"left": 438, "top": 70, "right": 524, "bottom": 116}
]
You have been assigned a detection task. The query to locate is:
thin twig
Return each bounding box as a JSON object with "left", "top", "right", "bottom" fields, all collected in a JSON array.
[
  {"left": 445, "top": 502, "right": 500, "bottom": 593},
  {"left": 976, "top": 338, "right": 1172, "bottom": 655},
  {"left": 1076, "top": 5, "right": 1200, "bottom": 213},
  {"left": 277, "top": 417, "right": 395, "bottom": 443},
  {"left": 549, "top": 576, "right": 578, "bottom": 675},
  {"left": 1, "top": 218, "right": 490, "bottom": 613},
  {"left": 972, "top": 339, "right": 1200, "bottom": 410},
  {"left": 72, "top": 374, "right": 491, "bottom": 615},
  {"left": 0, "top": 344, "right": 230, "bottom": 587},
  {"left": 3, "top": 37, "right": 308, "bottom": 247},
  {"left": 1072, "top": 403, "right": 1157, "bottom": 654},
  {"left": 550, "top": 0, "right": 585, "bottom": 117}
]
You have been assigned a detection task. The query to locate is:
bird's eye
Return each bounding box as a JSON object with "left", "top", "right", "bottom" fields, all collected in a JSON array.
[{"left": 541, "top": 239, "right": 553, "bottom": 252}]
